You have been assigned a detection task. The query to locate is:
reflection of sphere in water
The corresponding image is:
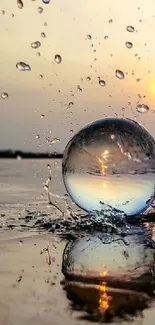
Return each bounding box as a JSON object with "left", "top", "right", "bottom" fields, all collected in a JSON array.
[
  {"left": 62, "top": 118, "right": 155, "bottom": 216},
  {"left": 62, "top": 234, "right": 155, "bottom": 293},
  {"left": 62, "top": 234, "right": 155, "bottom": 318}
]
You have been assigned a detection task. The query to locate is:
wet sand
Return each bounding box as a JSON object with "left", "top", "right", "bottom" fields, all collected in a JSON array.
[{"left": 0, "top": 231, "right": 155, "bottom": 325}]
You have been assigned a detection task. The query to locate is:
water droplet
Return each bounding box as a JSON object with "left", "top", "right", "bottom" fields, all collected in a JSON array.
[
  {"left": 16, "top": 62, "right": 31, "bottom": 71},
  {"left": 136, "top": 104, "right": 149, "bottom": 113},
  {"left": 108, "top": 19, "right": 113, "bottom": 23},
  {"left": 54, "top": 54, "right": 62, "bottom": 64},
  {"left": 68, "top": 102, "right": 74, "bottom": 108},
  {"left": 126, "top": 26, "right": 135, "bottom": 32},
  {"left": 104, "top": 36, "right": 108, "bottom": 40},
  {"left": 41, "top": 114, "right": 45, "bottom": 118},
  {"left": 42, "top": 0, "right": 50, "bottom": 3},
  {"left": 36, "top": 134, "right": 40, "bottom": 139},
  {"left": 62, "top": 117, "right": 155, "bottom": 216},
  {"left": 2, "top": 10, "right": 5, "bottom": 15},
  {"left": 1, "top": 92, "right": 8, "bottom": 99},
  {"left": 46, "top": 137, "right": 60, "bottom": 144},
  {"left": 39, "top": 74, "right": 43, "bottom": 79},
  {"left": 115, "top": 70, "right": 124, "bottom": 79},
  {"left": 99, "top": 80, "right": 106, "bottom": 87},
  {"left": 38, "top": 7, "right": 43, "bottom": 13},
  {"left": 87, "top": 34, "right": 92, "bottom": 40},
  {"left": 136, "top": 78, "right": 141, "bottom": 82},
  {"left": 77, "top": 85, "right": 82, "bottom": 92},
  {"left": 31, "top": 41, "right": 41, "bottom": 49},
  {"left": 86, "top": 77, "right": 91, "bottom": 81},
  {"left": 41, "top": 32, "right": 46, "bottom": 38},
  {"left": 17, "top": 0, "right": 23, "bottom": 9},
  {"left": 125, "top": 42, "right": 133, "bottom": 49}
]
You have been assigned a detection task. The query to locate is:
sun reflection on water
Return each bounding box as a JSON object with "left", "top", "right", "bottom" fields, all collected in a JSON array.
[{"left": 96, "top": 271, "right": 111, "bottom": 313}]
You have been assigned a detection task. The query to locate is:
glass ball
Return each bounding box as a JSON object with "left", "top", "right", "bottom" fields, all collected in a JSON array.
[{"left": 62, "top": 118, "right": 155, "bottom": 216}]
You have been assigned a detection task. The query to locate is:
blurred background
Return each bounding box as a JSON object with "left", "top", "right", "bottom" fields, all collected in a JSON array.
[{"left": 1, "top": 0, "right": 155, "bottom": 153}]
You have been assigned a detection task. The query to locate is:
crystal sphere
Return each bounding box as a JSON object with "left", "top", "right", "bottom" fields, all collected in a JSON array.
[{"left": 62, "top": 118, "right": 155, "bottom": 216}]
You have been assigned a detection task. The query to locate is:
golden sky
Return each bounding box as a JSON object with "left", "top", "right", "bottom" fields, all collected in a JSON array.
[{"left": 1, "top": 0, "right": 155, "bottom": 152}]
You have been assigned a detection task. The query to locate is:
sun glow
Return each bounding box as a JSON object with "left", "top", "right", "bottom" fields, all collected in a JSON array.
[{"left": 96, "top": 271, "right": 111, "bottom": 313}]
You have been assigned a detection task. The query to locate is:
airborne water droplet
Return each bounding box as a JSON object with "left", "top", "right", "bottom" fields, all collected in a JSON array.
[
  {"left": 125, "top": 41, "right": 133, "bottom": 49},
  {"left": 36, "top": 134, "right": 40, "bottom": 139},
  {"left": 42, "top": 0, "right": 50, "bottom": 3},
  {"left": 99, "top": 80, "right": 106, "bottom": 87},
  {"left": 126, "top": 25, "right": 135, "bottom": 32},
  {"left": 16, "top": 62, "right": 31, "bottom": 71},
  {"left": 86, "top": 77, "right": 91, "bottom": 81},
  {"left": 31, "top": 41, "right": 41, "bottom": 49},
  {"left": 38, "top": 7, "right": 43, "bottom": 13},
  {"left": 77, "top": 85, "right": 82, "bottom": 92},
  {"left": 41, "top": 32, "right": 46, "bottom": 38},
  {"left": 108, "top": 19, "right": 113, "bottom": 23},
  {"left": 115, "top": 70, "right": 124, "bottom": 79},
  {"left": 46, "top": 137, "right": 60, "bottom": 145},
  {"left": 41, "top": 114, "right": 45, "bottom": 118},
  {"left": 1, "top": 92, "right": 8, "bottom": 99},
  {"left": 17, "top": 0, "right": 23, "bottom": 9},
  {"left": 136, "top": 104, "right": 149, "bottom": 113},
  {"left": 54, "top": 54, "right": 62, "bottom": 64},
  {"left": 68, "top": 102, "right": 74, "bottom": 108},
  {"left": 87, "top": 34, "right": 92, "bottom": 40}
]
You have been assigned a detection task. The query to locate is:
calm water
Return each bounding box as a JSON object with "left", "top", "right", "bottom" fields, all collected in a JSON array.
[{"left": 0, "top": 159, "right": 66, "bottom": 231}]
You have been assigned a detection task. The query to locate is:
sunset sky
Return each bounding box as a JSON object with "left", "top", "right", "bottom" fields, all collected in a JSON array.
[{"left": 1, "top": 0, "right": 155, "bottom": 152}]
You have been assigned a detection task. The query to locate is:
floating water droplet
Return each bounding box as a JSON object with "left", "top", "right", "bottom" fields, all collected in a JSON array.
[
  {"left": 108, "top": 19, "right": 113, "bottom": 23},
  {"left": 1, "top": 92, "right": 8, "bottom": 99},
  {"left": 125, "top": 41, "right": 133, "bottom": 49},
  {"left": 77, "top": 85, "right": 82, "bottom": 92},
  {"left": 126, "top": 25, "right": 135, "bottom": 32},
  {"left": 68, "top": 102, "right": 74, "bottom": 108},
  {"left": 46, "top": 137, "right": 60, "bottom": 145},
  {"left": 31, "top": 41, "right": 41, "bottom": 49},
  {"left": 54, "top": 54, "right": 62, "bottom": 64},
  {"left": 39, "top": 74, "right": 43, "bottom": 79},
  {"left": 115, "top": 70, "right": 124, "bottom": 79},
  {"left": 41, "top": 32, "right": 46, "bottom": 38},
  {"left": 17, "top": 0, "right": 23, "bottom": 9},
  {"left": 136, "top": 78, "right": 141, "bottom": 82},
  {"left": 99, "top": 79, "right": 106, "bottom": 87},
  {"left": 62, "top": 118, "right": 155, "bottom": 216},
  {"left": 104, "top": 35, "right": 108, "bottom": 40},
  {"left": 38, "top": 7, "right": 43, "bottom": 13},
  {"left": 2, "top": 10, "right": 5, "bottom": 15},
  {"left": 41, "top": 114, "right": 45, "bottom": 118},
  {"left": 36, "top": 134, "right": 40, "bottom": 139},
  {"left": 16, "top": 62, "right": 31, "bottom": 71},
  {"left": 42, "top": 0, "right": 50, "bottom": 3},
  {"left": 87, "top": 34, "right": 92, "bottom": 40},
  {"left": 86, "top": 77, "right": 91, "bottom": 81},
  {"left": 136, "top": 104, "right": 149, "bottom": 113}
]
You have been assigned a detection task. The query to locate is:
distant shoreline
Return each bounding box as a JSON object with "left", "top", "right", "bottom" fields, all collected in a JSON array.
[{"left": 0, "top": 151, "right": 63, "bottom": 159}]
